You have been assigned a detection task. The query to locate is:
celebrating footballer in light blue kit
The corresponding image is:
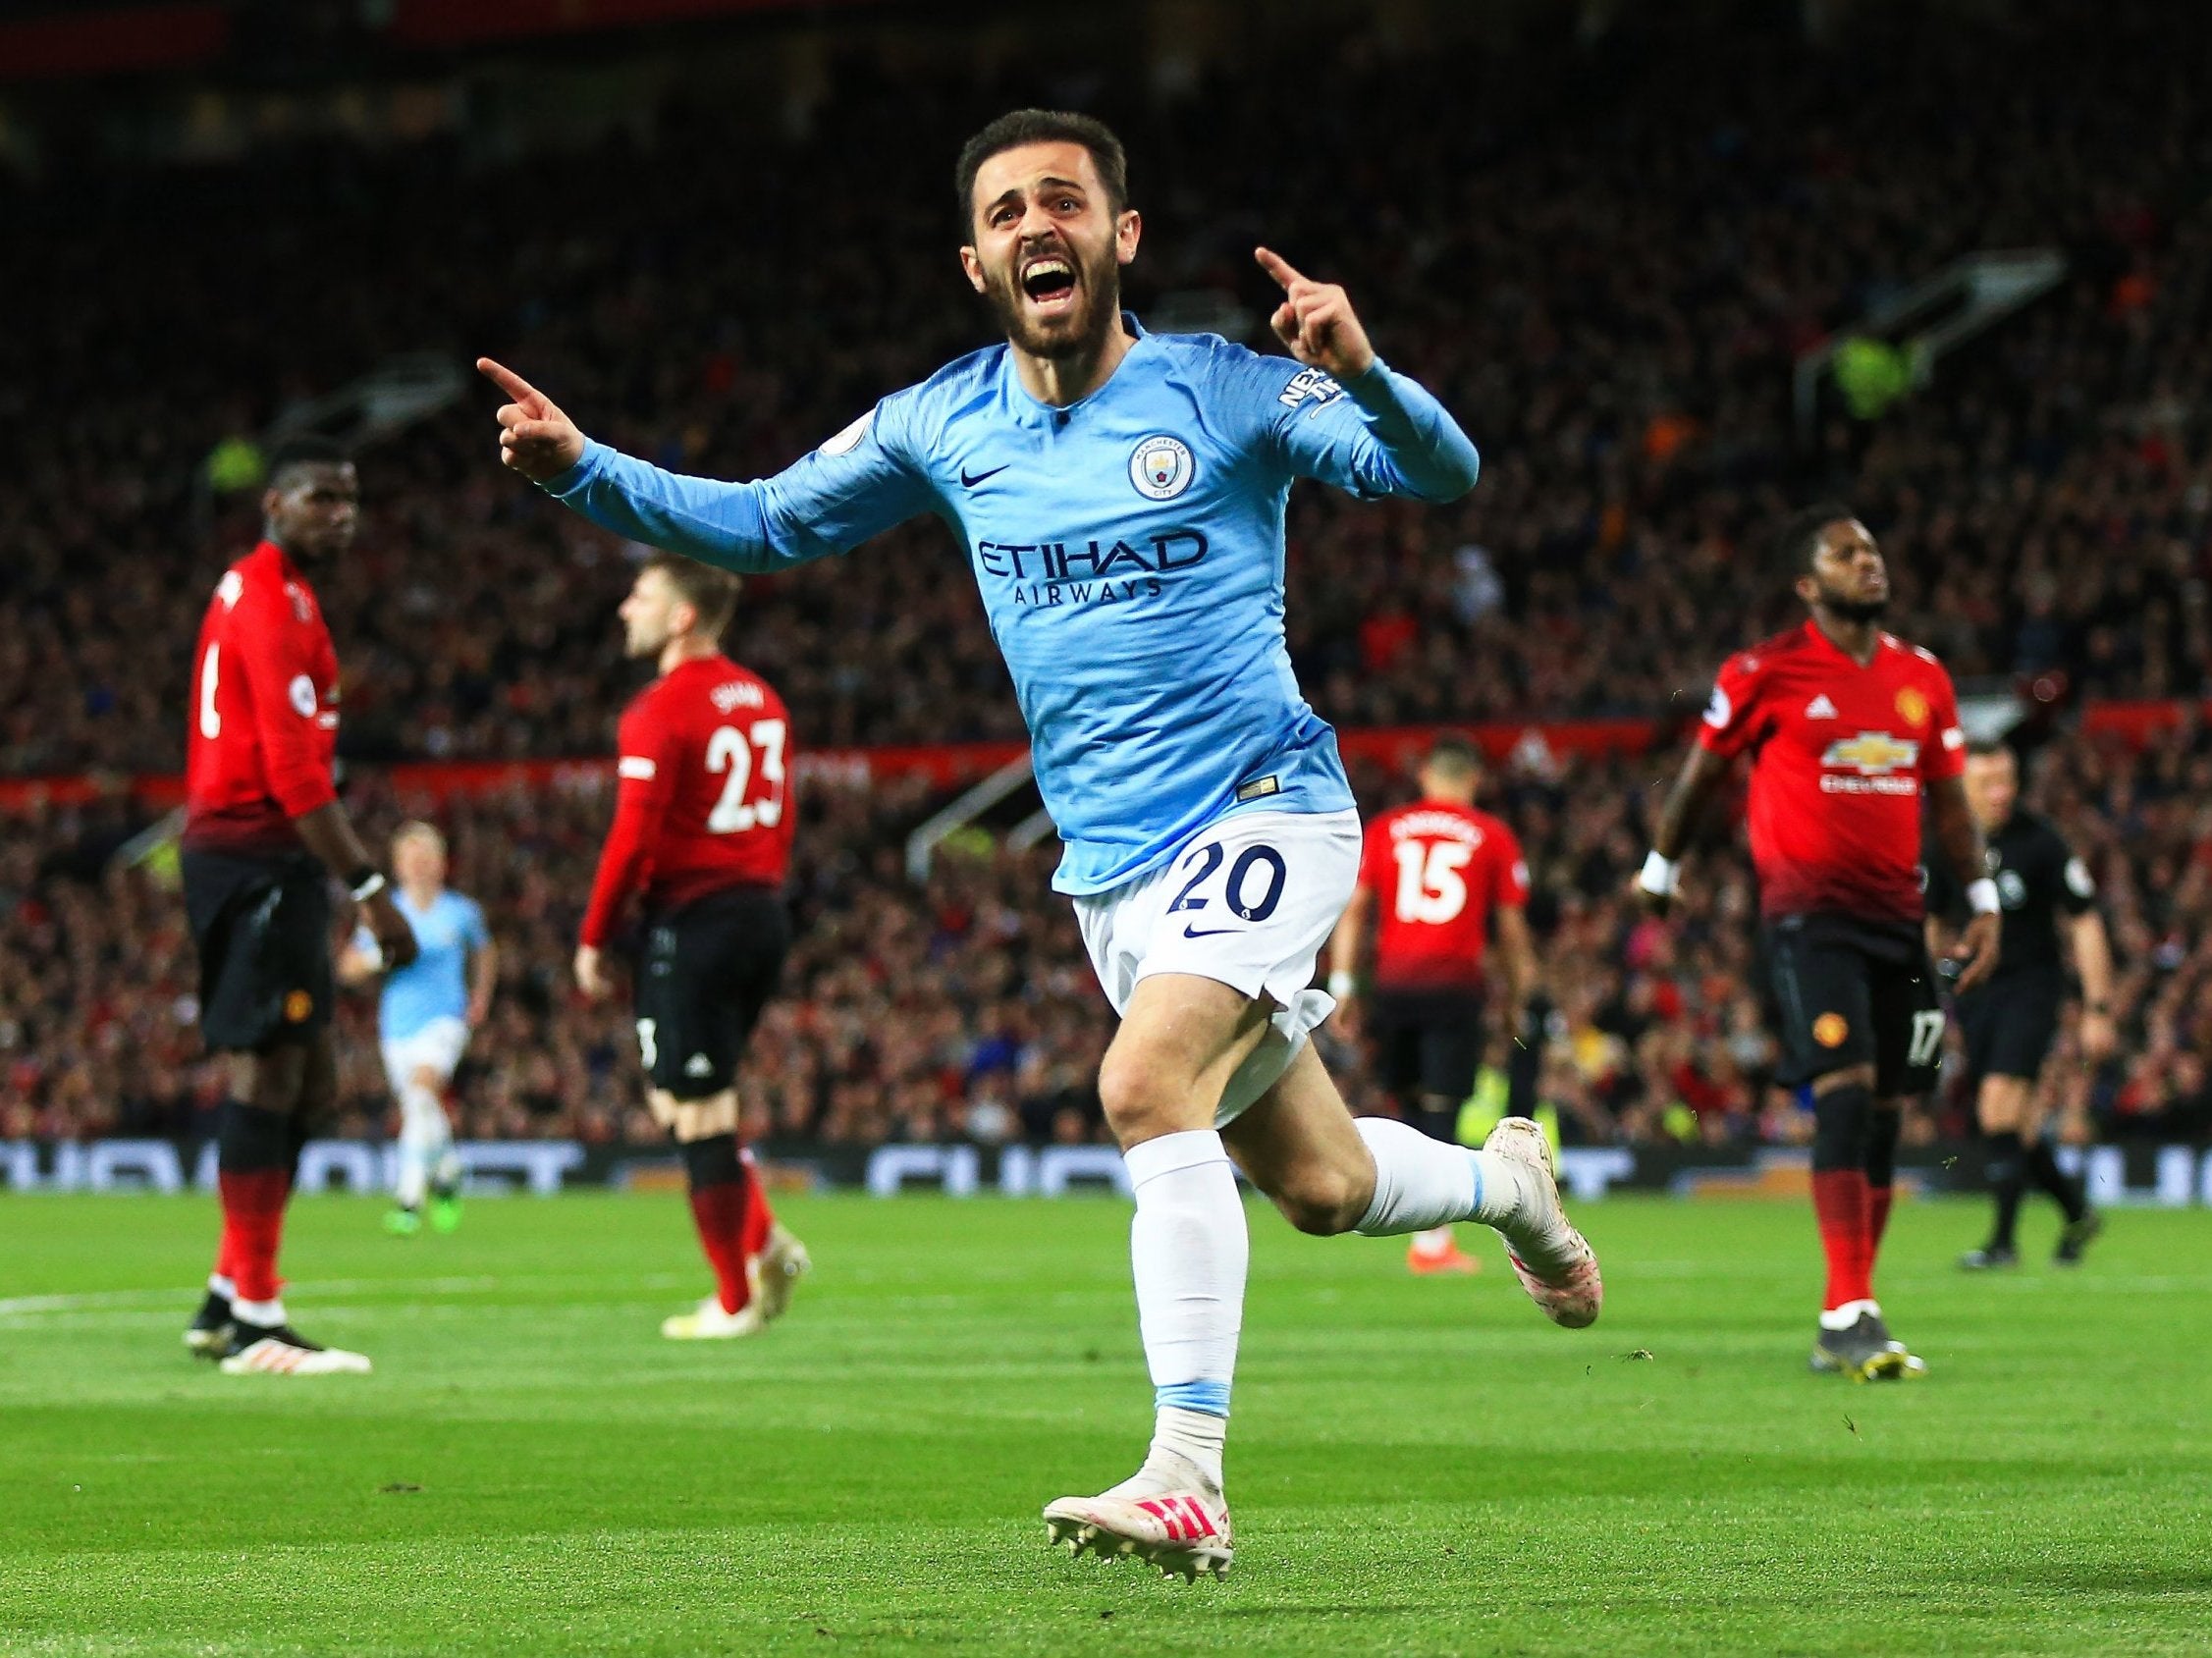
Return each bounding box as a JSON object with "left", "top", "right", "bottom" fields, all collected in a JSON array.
[
  {"left": 482, "top": 107, "right": 1600, "bottom": 1582},
  {"left": 545, "top": 324, "right": 1473, "bottom": 896},
  {"left": 340, "top": 824, "right": 496, "bottom": 1236}
]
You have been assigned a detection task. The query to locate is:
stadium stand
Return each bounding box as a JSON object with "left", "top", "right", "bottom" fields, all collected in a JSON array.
[
  {"left": 7, "top": 721, "right": 2208, "bottom": 1150},
  {"left": 3, "top": 1, "right": 2207, "bottom": 776},
  {"left": 3, "top": 1, "right": 2208, "bottom": 1150}
]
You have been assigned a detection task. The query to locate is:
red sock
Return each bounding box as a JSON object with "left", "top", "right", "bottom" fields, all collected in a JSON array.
[
  {"left": 217, "top": 1168, "right": 292, "bottom": 1305},
  {"left": 681, "top": 1137, "right": 752, "bottom": 1314},
  {"left": 739, "top": 1153, "right": 774, "bottom": 1258},
  {"left": 1866, "top": 1184, "right": 1894, "bottom": 1267},
  {"left": 687, "top": 1183, "right": 752, "bottom": 1314},
  {"left": 1811, "top": 1168, "right": 1873, "bottom": 1310}
]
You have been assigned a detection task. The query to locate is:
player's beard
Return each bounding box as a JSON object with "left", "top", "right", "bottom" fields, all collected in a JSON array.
[
  {"left": 985, "top": 240, "right": 1120, "bottom": 363},
  {"left": 1811, "top": 579, "right": 1888, "bottom": 624}
]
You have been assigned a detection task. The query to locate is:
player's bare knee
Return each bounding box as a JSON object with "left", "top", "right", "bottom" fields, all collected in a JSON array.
[
  {"left": 1253, "top": 1138, "right": 1369, "bottom": 1236},
  {"left": 1269, "top": 1167, "right": 1364, "bottom": 1237},
  {"left": 1977, "top": 1076, "right": 2027, "bottom": 1134},
  {"left": 1098, "top": 1047, "right": 1208, "bottom": 1146}
]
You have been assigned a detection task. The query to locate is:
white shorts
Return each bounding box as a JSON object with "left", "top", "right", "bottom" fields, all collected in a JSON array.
[
  {"left": 1075, "top": 807, "right": 1361, "bottom": 1126},
  {"left": 381, "top": 1016, "right": 470, "bottom": 1094}
]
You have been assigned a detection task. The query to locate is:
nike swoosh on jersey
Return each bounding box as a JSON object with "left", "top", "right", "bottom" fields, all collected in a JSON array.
[
  {"left": 1182, "top": 924, "right": 1240, "bottom": 938},
  {"left": 960, "top": 463, "right": 1010, "bottom": 488}
]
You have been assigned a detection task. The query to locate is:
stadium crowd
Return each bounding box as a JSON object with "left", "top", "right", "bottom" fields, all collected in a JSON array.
[
  {"left": 6, "top": 721, "right": 2207, "bottom": 1150},
  {"left": 4, "top": 1, "right": 2208, "bottom": 778},
  {"left": 5, "top": 3, "right": 2211, "bottom": 1150}
]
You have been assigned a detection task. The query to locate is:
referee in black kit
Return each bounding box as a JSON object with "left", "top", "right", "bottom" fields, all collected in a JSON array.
[{"left": 1926, "top": 738, "right": 2115, "bottom": 1269}]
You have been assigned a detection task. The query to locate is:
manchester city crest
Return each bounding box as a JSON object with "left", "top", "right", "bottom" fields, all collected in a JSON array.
[{"left": 1128, "top": 434, "right": 1195, "bottom": 501}]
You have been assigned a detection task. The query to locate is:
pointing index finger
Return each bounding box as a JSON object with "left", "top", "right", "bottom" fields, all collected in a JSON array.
[
  {"left": 1254, "top": 245, "right": 1307, "bottom": 293},
  {"left": 476, "top": 356, "right": 546, "bottom": 411}
]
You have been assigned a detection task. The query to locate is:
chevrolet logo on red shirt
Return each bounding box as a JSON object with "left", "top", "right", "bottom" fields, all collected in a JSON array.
[{"left": 1821, "top": 731, "right": 1918, "bottom": 776}]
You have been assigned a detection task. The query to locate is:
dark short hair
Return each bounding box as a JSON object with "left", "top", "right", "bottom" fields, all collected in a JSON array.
[
  {"left": 1964, "top": 736, "right": 2014, "bottom": 761},
  {"left": 643, "top": 553, "right": 740, "bottom": 639},
  {"left": 1424, "top": 732, "right": 1483, "bottom": 775},
  {"left": 954, "top": 108, "right": 1128, "bottom": 234},
  {"left": 1774, "top": 502, "right": 1859, "bottom": 584},
  {"left": 267, "top": 434, "right": 352, "bottom": 488}
]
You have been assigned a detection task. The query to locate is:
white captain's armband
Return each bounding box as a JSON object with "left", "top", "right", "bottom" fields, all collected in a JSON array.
[
  {"left": 1967, "top": 878, "right": 2001, "bottom": 915},
  {"left": 617, "top": 756, "right": 657, "bottom": 780}
]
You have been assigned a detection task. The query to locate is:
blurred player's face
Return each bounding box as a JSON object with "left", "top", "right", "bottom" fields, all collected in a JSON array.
[
  {"left": 1964, "top": 748, "right": 2019, "bottom": 831},
  {"left": 961, "top": 142, "right": 1139, "bottom": 361},
  {"left": 620, "top": 565, "right": 687, "bottom": 659},
  {"left": 1800, "top": 517, "right": 1889, "bottom": 621},
  {"left": 263, "top": 462, "right": 358, "bottom": 562},
  {"left": 394, "top": 833, "right": 446, "bottom": 891}
]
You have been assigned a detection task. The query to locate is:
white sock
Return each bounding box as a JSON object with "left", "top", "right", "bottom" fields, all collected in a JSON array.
[
  {"left": 396, "top": 1081, "right": 451, "bottom": 1208},
  {"left": 1107, "top": 1406, "right": 1227, "bottom": 1500},
  {"left": 233, "top": 1296, "right": 286, "bottom": 1327},
  {"left": 1352, "top": 1116, "right": 1534, "bottom": 1232},
  {"left": 1819, "top": 1299, "right": 1881, "bottom": 1330},
  {"left": 1113, "top": 1129, "right": 1244, "bottom": 1494},
  {"left": 208, "top": 1272, "right": 236, "bottom": 1301}
]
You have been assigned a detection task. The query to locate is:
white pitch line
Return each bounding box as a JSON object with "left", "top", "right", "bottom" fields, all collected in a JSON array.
[{"left": 0, "top": 1270, "right": 701, "bottom": 1318}]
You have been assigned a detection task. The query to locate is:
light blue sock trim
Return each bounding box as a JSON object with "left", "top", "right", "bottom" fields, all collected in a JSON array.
[
  {"left": 1465, "top": 1148, "right": 1484, "bottom": 1217},
  {"left": 1155, "top": 1380, "right": 1230, "bottom": 1418}
]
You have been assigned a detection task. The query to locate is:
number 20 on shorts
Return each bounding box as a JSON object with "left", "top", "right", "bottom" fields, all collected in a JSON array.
[{"left": 1167, "top": 840, "right": 1287, "bottom": 923}]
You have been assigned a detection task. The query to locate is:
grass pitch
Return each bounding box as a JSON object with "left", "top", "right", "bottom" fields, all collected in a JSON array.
[{"left": 3, "top": 1190, "right": 2208, "bottom": 1656}]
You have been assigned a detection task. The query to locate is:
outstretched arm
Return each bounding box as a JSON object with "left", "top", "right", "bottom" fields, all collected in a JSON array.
[
  {"left": 478, "top": 358, "right": 931, "bottom": 572},
  {"left": 1254, "top": 248, "right": 1480, "bottom": 503}
]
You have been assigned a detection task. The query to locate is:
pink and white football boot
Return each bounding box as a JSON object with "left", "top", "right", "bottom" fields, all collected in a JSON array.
[
  {"left": 1043, "top": 1489, "right": 1232, "bottom": 1581},
  {"left": 1484, "top": 1117, "right": 1602, "bottom": 1328}
]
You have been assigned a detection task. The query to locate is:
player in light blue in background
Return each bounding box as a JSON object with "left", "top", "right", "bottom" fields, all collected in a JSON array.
[
  {"left": 480, "top": 107, "right": 1599, "bottom": 1580},
  {"left": 340, "top": 823, "right": 496, "bottom": 1236}
]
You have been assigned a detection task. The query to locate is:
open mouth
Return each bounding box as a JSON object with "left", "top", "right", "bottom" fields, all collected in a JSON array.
[{"left": 1020, "top": 254, "right": 1077, "bottom": 311}]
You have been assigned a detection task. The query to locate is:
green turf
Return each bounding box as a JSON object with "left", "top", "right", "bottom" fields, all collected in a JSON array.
[{"left": 3, "top": 1191, "right": 2208, "bottom": 1656}]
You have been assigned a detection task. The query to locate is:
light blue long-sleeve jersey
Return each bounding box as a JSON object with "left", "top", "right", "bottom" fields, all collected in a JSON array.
[
  {"left": 356, "top": 890, "right": 488, "bottom": 1042},
  {"left": 546, "top": 320, "right": 1478, "bottom": 895}
]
